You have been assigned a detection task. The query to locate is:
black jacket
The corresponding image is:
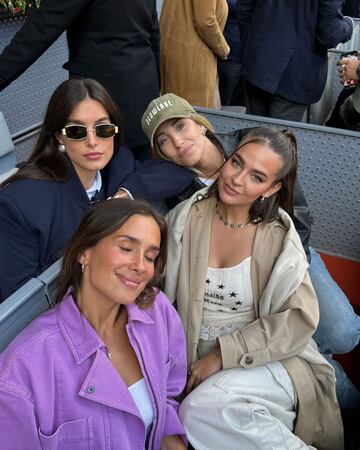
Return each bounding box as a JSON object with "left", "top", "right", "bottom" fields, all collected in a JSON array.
[
  {"left": 237, "top": 0, "right": 353, "bottom": 104},
  {"left": 0, "top": 0, "right": 160, "bottom": 149}
]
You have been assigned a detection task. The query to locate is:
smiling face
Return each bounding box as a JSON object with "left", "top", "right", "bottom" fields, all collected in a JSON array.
[
  {"left": 218, "top": 142, "right": 283, "bottom": 209},
  {"left": 56, "top": 97, "right": 114, "bottom": 188},
  {"left": 155, "top": 118, "right": 207, "bottom": 167},
  {"left": 79, "top": 214, "right": 161, "bottom": 307}
]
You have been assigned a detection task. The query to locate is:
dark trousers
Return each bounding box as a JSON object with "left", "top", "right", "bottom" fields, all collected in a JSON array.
[
  {"left": 244, "top": 81, "right": 308, "bottom": 122},
  {"left": 218, "top": 60, "right": 244, "bottom": 106}
]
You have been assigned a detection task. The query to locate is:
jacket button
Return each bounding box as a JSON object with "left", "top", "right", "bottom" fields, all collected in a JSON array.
[
  {"left": 245, "top": 356, "right": 253, "bottom": 365},
  {"left": 87, "top": 385, "right": 96, "bottom": 394}
]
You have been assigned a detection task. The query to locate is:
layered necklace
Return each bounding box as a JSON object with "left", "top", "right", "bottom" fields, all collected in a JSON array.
[{"left": 215, "top": 203, "right": 255, "bottom": 229}]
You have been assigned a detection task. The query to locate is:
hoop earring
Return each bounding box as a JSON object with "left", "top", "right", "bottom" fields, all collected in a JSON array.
[{"left": 58, "top": 144, "right": 66, "bottom": 153}]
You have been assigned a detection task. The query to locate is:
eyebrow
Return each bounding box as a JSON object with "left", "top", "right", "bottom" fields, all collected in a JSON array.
[
  {"left": 156, "top": 119, "right": 182, "bottom": 138},
  {"left": 234, "top": 153, "right": 268, "bottom": 179},
  {"left": 66, "top": 117, "right": 110, "bottom": 125},
  {"left": 116, "top": 235, "right": 160, "bottom": 252}
]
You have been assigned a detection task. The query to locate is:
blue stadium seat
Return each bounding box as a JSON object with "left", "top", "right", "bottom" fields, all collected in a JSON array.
[
  {"left": 0, "top": 111, "right": 17, "bottom": 183},
  {"left": 0, "top": 278, "right": 50, "bottom": 352},
  {"left": 36, "top": 259, "right": 62, "bottom": 307}
]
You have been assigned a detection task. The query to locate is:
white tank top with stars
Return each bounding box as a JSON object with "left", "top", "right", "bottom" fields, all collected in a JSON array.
[{"left": 198, "top": 256, "right": 255, "bottom": 358}]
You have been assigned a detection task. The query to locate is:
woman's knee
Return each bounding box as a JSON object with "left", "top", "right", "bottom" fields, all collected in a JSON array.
[
  {"left": 314, "top": 317, "right": 360, "bottom": 354},
  {"left": 309, "top": 247, "right": 360, "bottom": 354}
]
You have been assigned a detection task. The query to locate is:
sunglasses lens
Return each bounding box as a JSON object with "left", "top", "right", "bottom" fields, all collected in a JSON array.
[
  {"left": 65, "top": 125, "right": 87, "bottom": 140},
  {"left": 95, "top": 124, "right": 116, "bottom": 138}
]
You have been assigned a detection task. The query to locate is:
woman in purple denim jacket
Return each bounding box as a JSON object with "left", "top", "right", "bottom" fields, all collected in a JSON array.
[{"left": 0, "top": 199, "right": 187, "bottom": 450}]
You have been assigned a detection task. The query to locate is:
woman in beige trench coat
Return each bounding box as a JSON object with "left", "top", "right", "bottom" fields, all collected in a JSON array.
[{"left": 160, "top": 0, "right": 230, "bottom": 108}]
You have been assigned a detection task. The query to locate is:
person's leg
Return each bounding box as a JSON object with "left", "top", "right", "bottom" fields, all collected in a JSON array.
[
  {"left": 309, "top": 247, "right": 360, "bottom": 355},
  {"left": 269, "top": 94, "right": 308, "bottom": 122},
  {"left": 179, "top": 362, "right": 313, "bottom": 450},
  {"left": 231, "top": 75, "right": 246, "bottom": 107},
  {"left": 244, "top": 81, "right": 270, "bottom": 117},
  {"left": 218, "top": 60, "right": 243, "bottom": 106},
  {"left": 324, "top": 355, "right": 360, "bottom": 410},
  {"left": 308, "top": 247, "right": 360, "bottom": 409}
]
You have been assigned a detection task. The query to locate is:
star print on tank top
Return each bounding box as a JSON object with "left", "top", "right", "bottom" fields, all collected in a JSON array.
[{"left": 198, "top": 256, "right": 256, "bottom": 357}]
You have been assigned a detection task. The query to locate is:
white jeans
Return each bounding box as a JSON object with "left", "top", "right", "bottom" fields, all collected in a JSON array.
[{"left": 179, "top": 361, "right": 316, "bottom": 450}]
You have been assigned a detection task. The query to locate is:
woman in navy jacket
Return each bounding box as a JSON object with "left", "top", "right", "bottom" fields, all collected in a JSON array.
[{"left": 0, "top": 79, "right": 194, "bottom": 302}]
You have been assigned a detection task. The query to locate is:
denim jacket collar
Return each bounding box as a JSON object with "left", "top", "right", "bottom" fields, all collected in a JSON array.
[{"left": 57, "top": 292, "right": 155, "bottom": 364}]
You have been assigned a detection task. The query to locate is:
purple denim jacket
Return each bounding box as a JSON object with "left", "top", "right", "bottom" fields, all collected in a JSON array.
[{"left": 0, "top": 291, "right": 187, "bottom": 450}]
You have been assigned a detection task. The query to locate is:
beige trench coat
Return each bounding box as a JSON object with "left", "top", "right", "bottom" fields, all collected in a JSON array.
[
  {"left": 166, "top": 196, "right": 344, "bottom": 450},
  {"left": 160, "top": 0, "right": 229, "bottom": 108}
]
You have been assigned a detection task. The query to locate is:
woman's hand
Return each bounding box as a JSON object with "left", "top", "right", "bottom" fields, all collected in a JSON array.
[
  {"left": 160, "top": 435, "right": 187, "bottom": 450},
  {"left": 186, "top": 347, "right": 222, "bottom": 394},
  {"left": 111, "top": 189, "right": 130, "bottom": 199}
]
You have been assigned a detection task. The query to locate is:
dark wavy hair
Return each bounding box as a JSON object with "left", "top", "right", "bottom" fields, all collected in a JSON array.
[
  {"left": 206, "top": 126, "right": 298, "bottom": 222},
  {"left": 1, "top": 78, "right": 123, "bottom": 187},
  {"left": 55, "top": 199, "right": 167, "bottom": 308}
]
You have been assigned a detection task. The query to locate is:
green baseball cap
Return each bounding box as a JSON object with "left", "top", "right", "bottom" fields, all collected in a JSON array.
[{"left": 141, "top": 93, "right": 198, "bottom": 147}]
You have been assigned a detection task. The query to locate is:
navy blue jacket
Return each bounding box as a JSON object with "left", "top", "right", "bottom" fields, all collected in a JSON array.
[
  {"left": 237, "top": 0, "right": 353, "bottom": 104},
  {"left": 223, "top": 0, "right": 241, "bottom": 63},
  {"left": 0, "top": 0, "right": 159, "bottom": 149},
  {"left": 0, "top": 147, "right": 194, "bottom": 301}
]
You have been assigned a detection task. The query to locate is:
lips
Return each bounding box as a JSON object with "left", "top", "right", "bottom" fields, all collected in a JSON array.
[
  {"left": 116, "top": 274, "right": 143, "bottom": 289},
  {"left": 84, "top": 152, "right": 103, "bottom": 160},
  {"left": 177, "top": 144, "right": 193, "bottom": 159},
  {"left": 223, "top": 182, "right": 240, "bottom": 196}
]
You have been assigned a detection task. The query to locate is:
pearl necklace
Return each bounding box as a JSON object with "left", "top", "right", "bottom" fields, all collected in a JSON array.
[{"left": 215, "top": 206, "right": 253, "bottom": 229}]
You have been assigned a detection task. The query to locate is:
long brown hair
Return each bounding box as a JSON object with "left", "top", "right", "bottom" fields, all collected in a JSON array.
[
  {"left": 1, "top": 78, "right": 123, "bottom": 187},
  {"left": 206, "top": 126, "right": 298, "bottom": 222},
  {"left": 55, "top": 199, "right": 167, "bottom": 308}
]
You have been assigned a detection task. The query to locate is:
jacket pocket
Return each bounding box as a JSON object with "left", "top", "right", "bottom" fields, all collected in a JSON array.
[{"left": 39, "top": 417, "right": 93, "bottom": 450}]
